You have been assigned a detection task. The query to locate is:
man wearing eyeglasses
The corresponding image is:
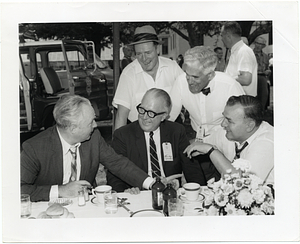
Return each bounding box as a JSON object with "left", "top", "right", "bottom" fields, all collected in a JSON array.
[{"left": 107, "top": 88, "right": 204, "bottom": 192}]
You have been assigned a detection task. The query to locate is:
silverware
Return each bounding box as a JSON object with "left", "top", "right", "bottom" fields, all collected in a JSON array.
[{"left": 117, "top": 198, "right": 133, "bottom": 215}]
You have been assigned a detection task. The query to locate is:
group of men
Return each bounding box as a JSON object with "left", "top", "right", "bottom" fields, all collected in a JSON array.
[{"left": 21, "top": 22, "right": 274, "bottom": 202}]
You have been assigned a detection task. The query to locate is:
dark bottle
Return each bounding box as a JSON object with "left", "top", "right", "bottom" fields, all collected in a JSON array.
[
  {"left": 162, "top": 183, "right": 177, "bottom": 216},
  {"left": 152, "top": 177, "right": 165, "bottom": 210}
]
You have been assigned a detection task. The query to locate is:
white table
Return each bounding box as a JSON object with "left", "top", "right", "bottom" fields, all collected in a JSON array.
[{"left": 30, "top": 190, "right": 204, "bottom": 218}]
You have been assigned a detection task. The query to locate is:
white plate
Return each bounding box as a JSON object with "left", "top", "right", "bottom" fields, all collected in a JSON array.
[
  {"left": 48, "top": 198, "right": 73, "bottom": 206},
  {"left": 130, "top": 209, "right": 165, "bottom": 217},
  {"left": 179, "top": 194, "right": 205, "bottom": 203}
]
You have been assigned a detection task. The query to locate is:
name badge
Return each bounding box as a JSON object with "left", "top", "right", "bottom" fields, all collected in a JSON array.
[
  {"left": 196, "top": 125, "right": 204, "bottom": 142},
  {"left": 162, "top": 142, "right": 173, "bottom": 161}
]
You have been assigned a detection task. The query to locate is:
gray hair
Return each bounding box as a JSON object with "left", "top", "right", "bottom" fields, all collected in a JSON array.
[
  {"left": 53, "top": 94, "right": 91, "bottom": 129},
  {"left": 222, "top": 21, "right": 242, "bottom": 37},
  {"left": 184, "top": 46, "right": 218, "bottom": 74},
  {"left": 143, "top": 88, "right": 172, "bottom": 114}
]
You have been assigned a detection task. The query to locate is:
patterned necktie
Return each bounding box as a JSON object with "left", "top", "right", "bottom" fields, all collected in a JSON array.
[
  {"left": 201, "top": 87, "right": 210, "bottom": 96},
  {"left": 149, "top": 131, "right": 161, "bottom": 178},
  {"left": 69, "top": 146, "right": 78, "bottom": 182},
  {"left": 234, "top": 142, "right": 248, "bottom": 160}
]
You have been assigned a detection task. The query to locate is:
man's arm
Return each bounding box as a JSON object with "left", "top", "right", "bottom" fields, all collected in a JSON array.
[
  {"left": 184, "top": 141, "right": 238, "bottom": 176},
  {"left": 107, "top": 128, "right": 133, "bottom": 192},
  {"left": 21, "top": 143, "right": 52, "bottom": 202},
  {"left": 98, "top": 132, "right": 150, "bottom": 189},
  {"left": 114, "top": 105, "right": 130, "bottom": 131},
  {"left": 236, "top": 71, "right": 252, "bottom": 86}
]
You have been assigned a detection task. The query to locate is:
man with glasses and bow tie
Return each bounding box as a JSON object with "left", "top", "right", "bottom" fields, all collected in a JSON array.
[
  {"left": 21, "top": 95, "right": 157, "bottom": 202},
  {"left": 107, "top": 88, "right": 203, "bottom": 192},
  {"left": 184, "top": 95, "right": 274, "bottom": 186},
  {"left": 168, "top": 46, "right": 245, "bottom": 184}
]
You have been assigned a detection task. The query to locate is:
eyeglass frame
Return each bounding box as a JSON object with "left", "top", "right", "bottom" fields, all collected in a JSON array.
[{"left": 136, "top": 104, "right": 166, "bottom": 118}]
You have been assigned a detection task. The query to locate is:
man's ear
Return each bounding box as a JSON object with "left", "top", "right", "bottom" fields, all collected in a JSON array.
[
  {"left": 246, "top": 119, "right": 256, "bottom": 132},
  {"left": 161, "top": 113, "right": 169, "bottom": 122}
]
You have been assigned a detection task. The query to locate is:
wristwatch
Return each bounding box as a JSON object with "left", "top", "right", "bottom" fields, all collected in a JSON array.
[{"left": 206, "top": 147, "right": 215, "bottom": 157}]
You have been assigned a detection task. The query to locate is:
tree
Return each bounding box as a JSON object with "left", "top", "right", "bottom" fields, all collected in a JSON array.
[{"left": 22, "top": 23, "right": 112, "bottom": 55}]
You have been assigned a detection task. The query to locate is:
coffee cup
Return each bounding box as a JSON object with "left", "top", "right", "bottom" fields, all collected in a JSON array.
[
  {"left": 183, "top": 183, "right": 201, "bottom": 201},
  {"left": 92, "top": 185, "right": 112, "bottom": 203}
]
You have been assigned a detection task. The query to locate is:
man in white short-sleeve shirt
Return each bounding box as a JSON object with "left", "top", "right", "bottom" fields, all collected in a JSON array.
[
  {"left": 168, "top": 46, "right": 245, "bottom": 183},
  {"left": 185, "top": 95, "right": 274, "bottom": 185},
  {"left": 221, "top": 21, "right": 258, "bottom": 96},
  {"left": 113, "top": 25, "right": 183, "bottom": 130}
]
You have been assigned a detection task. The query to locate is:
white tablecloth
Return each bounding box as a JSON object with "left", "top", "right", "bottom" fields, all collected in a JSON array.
[{"left": 30, "top": 190, "right": 204, "bottom": 218}]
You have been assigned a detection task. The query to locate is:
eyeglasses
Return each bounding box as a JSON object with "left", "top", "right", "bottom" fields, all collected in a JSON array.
[{"left": 136, "top": 104, "right": 166, "bottom": 118}]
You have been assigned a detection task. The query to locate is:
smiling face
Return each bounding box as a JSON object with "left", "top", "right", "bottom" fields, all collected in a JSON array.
[
  {"left": 134, "top": 42, "right": 159, "bottom": 73},
  {"left": 72, "top": 103, "right": 97, "bottom": 143},
  {"left": 183, "top": 60, "right": 211, "bottom": 94},
  {"left": 138, "top": 93, "right": 168, "bottom": 132},
  {"left": 221, "top": 104, "right": 251, "bottom": 143}
]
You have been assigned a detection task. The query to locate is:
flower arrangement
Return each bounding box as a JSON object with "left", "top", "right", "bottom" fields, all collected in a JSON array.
[{"left": 201, "top": 159, "right": 274, "bottom": 216}]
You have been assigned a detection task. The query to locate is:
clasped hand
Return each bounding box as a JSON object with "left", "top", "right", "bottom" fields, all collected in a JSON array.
[{"left": 58, "top": 180, "right": 91, "bottom": 198}]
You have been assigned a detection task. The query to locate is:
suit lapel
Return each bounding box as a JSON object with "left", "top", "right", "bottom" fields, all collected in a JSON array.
[
  {"left": 133, "top": 122, "right": 148, "bottom": 172},
  {"left": 50, "top": 127, "right": 64, "bottom": 184},
  {"left": 159, "top": 122, "right": 170, "bottom": 169}
]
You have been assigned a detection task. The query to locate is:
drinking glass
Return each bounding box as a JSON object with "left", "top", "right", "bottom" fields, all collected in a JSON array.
[
  {"left": 21, "top": 194, "right": 31, "bottom": 218},
  {"left": 104, "top": 190, "right": 118, "bottom": 214},
  {"left": 168, "top": 198, "right": 184, "bottom": 217}
]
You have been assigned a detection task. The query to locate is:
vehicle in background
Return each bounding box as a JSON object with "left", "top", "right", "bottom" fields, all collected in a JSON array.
[{"left": 19, "top": 39, "right": 111, "bottom": 133}]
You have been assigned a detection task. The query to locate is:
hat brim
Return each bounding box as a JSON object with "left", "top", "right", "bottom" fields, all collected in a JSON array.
[{"left": 128, "top": 39, "right": 164, "bottom": 46}]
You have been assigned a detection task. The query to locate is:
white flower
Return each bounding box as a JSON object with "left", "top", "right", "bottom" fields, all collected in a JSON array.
[
  {"left": 232, "top": 158, "right": 251, "bottom": 172},
  {"left": 249, "top": 174, "right": 263, "bottom": 189},
  {"left": 221, "top": 184, "right": 235, "bottom": 195},
  {"left": 236, "top": 209, "right": 248, "bottom": 215},
  {"left": 225, "top": 203, "right": 238, "bottom": 215},
  {"left": 250, "top": 206, "right": 265, "bottom": 215},
  {"left": 206, "top": 205, "right": 219, "bottom": 216},
  {"left": 214, "top": 191, "right": 229, "bottom": 207},
  {"left": 252, "top": 188, "right": 266, "bottom": 204},
  {"left": 261, "top": 201, "right": 275, "bottom": 215},
  {"left": 236, "top": 189, "right": 254, "bottom": 208}
]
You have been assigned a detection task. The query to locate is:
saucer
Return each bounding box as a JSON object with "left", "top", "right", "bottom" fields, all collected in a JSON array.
[
  {"left": 91, "top": 197, "right": 102, "bottom": 206},
  {"left": 179, "top": 194, "right": 205, "bottom": 203}
]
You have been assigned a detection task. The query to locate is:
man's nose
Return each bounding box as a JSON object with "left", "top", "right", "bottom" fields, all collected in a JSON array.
[
  {"left": 221, "top": 118, "right": 227, "bottom": 128},
  {"left": 92, "top": 120, "right": 97, "bottom": 128}
]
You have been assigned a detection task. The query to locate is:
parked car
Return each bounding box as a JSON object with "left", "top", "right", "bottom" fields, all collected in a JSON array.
[{"left": 19, "top": 39, "right": 111, "bottom": 133}]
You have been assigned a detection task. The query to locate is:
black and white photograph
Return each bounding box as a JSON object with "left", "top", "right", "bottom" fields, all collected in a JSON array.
[{"left": 1, "top": 1, "right": 299, "bottom": 243}]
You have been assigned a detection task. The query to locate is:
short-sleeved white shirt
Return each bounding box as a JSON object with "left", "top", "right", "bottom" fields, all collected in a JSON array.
[
  {"left": 112, "top": 56, "right": 183, "bottom": 122},
  {"left": 204, "top": 121, "right": 274, "bottom": 184},
  {"left": 169, "top": 71, "right": 245, "bottom": 135},
  {"left": 225, "top": 40, "right": 258, "bottom": 96}
]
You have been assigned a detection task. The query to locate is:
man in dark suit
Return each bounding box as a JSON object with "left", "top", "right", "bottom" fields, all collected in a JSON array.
[
  {"left": 107, "top": 88, "right": 205, "bottom": 192},
  {"left": 21, "top": 95, "right": 153, "bottom": 202}
]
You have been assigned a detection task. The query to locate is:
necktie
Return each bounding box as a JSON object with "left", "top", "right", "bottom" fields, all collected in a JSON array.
[
  {"left": 201, "top": 87, "right": 210, "bottom": 96},
  {"left": 69, "top": 146, "right": 78, "bottom": 182},
  {"left": 234, "top": 142, "right": 248, "bottom": 160},
  {"left": 149, "top": 131, "right": 161, "bottom": 178}
]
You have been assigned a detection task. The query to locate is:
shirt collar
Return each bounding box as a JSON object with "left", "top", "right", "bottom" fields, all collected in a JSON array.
[
  {"left": 236, "top": 122, "right": 265, "bottom": 147},
  {"left": 231, "top": 40, "right": 244, "bottom": 54},
  {"left": 56, "top": 127, "right": 81, "bottom": 155}
]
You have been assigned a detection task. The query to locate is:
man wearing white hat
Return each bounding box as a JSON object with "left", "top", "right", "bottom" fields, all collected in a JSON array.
[{"left": 112, "top": 25, "right": 184, "bottom": 130}]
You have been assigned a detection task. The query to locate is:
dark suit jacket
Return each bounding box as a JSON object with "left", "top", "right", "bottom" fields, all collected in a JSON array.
[
  {"left": 21, "top": 126, "right": 149, "bottom": 202},
  {"left": 107, "top": 121, "right": 205, "bottom": 192}
]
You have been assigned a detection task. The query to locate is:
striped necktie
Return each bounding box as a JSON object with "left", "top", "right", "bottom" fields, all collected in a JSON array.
[
  {"left": 149, "top": 131, "right": 161, "bottom": 178},
  {"left": 234, "top": 142, "right": 248, "bottom": 160},
  {"left": 69, "top": 146, "right": 78, "bottom": 182}
]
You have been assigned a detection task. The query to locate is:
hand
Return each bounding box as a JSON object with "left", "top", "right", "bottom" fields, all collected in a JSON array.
[
  {"left": 184, "top": 141, "right": 212, "bottom": 158},
  {"left": 124, "top": 187, "right": 140, "bottom": 195},
  {"left": 58, "top": 180, "right": 91, "bottom": 198},
  {"left": 160, "top": 174, "right": 182, "bottom": 189}
]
